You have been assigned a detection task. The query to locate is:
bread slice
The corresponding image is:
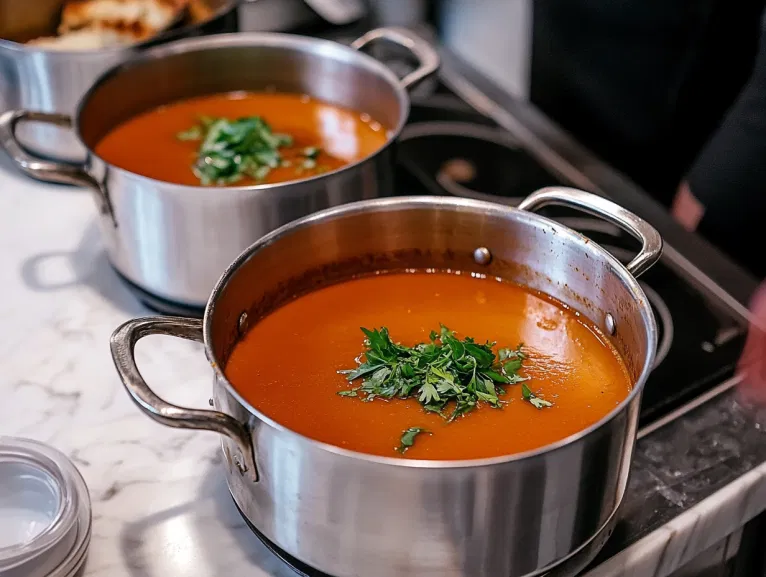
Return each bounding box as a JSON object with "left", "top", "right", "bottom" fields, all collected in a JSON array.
[{"left": 59, "top": 0, "right": 187, "bottom": 41}]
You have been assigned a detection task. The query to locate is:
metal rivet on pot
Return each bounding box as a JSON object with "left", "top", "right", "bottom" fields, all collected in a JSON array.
[
  {"left": 238, "top": 312, "right": 249, "bottom": 335},
  {"left": 605, "top": 313, "right": 616, "bottom": 335},
  {"left": 473, "top": 247, "right": 492, "bottom": 265},
  {"left": 208, "top": 398, "right": 214, "bottom": 407}
]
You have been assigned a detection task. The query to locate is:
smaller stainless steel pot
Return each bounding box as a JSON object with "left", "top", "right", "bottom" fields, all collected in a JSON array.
[
  {"left": 110, "top": 187, "right": 662, "bottom": 577},
  {"left": 0, "top": 0, "right": 239, "bottom": 161},
  {"left": 0, "top": 29, "right": 439, "bottom": 308}
]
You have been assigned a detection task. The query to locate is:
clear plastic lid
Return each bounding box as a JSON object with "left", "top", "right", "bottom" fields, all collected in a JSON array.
[{"left": 0, "top": 438, "right": 91, "bottom": 577}]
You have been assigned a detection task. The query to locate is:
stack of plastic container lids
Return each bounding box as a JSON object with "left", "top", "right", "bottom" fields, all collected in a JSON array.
[{"left": 0, "top": 437, "right": 92, "bottom": 577}]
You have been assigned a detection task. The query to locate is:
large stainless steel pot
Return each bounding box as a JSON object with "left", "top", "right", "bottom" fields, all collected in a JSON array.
[
  {"left": 0, "top": 0, "right": 239, "bottom": 161},
  {"left": 109, "top": 187, "right": 662, "bottom": 577},
  {"left": 0, "top": 29, "right": 439, "bottom": 308}
]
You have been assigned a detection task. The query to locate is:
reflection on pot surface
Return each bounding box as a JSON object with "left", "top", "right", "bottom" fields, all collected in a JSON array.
[{"left": 111, "top": 188, "right": 662, "bottom": 577}]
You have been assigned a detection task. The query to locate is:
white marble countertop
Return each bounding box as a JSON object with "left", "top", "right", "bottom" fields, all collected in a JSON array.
[
  {"left": 3, "top": 151, "right": 766, "bottom": 577},
  {"left": 0, "top": 156, "right": 299, "bottom": 577}
]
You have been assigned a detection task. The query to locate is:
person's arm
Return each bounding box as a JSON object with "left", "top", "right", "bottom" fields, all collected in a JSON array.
[
  {"left": 672, "top": 14, "right": 766, "bottom": 251},
  {"left": 672, "top": 14, "right": 766, "bottom": 399}
]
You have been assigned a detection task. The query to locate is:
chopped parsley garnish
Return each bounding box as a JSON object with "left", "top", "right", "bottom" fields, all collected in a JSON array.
[
  {"left": 396, "top": 427, "right": 430, "bottom": 454},
  {"left": 177, "top": 116, "right": 326, "bottom": 186},
  {"left": 338, "top": 325, "right": 552, "bottom": 452},
  {"left": 522, "top": 381, "right": 553, "bottom": 409},
  {"left": 303, "top": 146, "right": 320, "bottom": 159}
]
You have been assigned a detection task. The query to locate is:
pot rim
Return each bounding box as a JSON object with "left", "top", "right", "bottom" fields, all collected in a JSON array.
[
  {"left": 203, "top": 195, "right": 658, "bottom": 469},
  {"left": 70, "top": 31, "right": 411, "bottom": 193}
]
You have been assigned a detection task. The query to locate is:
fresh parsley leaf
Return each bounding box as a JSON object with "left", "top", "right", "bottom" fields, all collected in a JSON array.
[
  {"left": 521, "top": 382, "right": 532, "bottom": 399},
  {"left": 339, "top": 363, "right": 380, "bottom": 381},
  {"left": 484, "top": 369, "right": 509, "bottom": 383},
  {"left": 419, "top": 380, "right": 440, "bottom": 404},
  {"left": 503, "top": 358, "right": 523, "bottom": 374},
  {"left": 522, "top": 382, "right": 553, "bottom": 409},
  {"left": 176, "top": 125, "right": 203, "bottom": 141},
  {"left": 530, "top": 397, "right": 553, "bottom": 409},
  {"left": 396, "top": 427, "right": 430, "bottom": 453},
  {"left": 303, "top": 146, "right": 320, "bottom": 159}
]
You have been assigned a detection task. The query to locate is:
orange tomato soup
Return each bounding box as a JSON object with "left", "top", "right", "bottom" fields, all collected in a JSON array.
[
  {"left": 225, "top": 272, "right": 632, "bottom": 460},
  {"left": 94, "top": 91, "right": 389, "bottom": 186}
]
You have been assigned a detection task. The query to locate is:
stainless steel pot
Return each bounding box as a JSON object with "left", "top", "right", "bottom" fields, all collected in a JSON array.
[
  {"left": 0, "top": 29, "right": 439, "bottom": 308},
  {"left": 110, "top": 187, "right": 662, "bottom": 577},
  {"left": 0, "top": 0, "right": 239, "bottom": 161}
]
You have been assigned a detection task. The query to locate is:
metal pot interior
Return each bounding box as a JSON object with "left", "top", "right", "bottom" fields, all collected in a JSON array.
[
  {"left": 75, "top": 33, "right": 408, "bottom": 153},
  {"left": 206, "top": 197, "right": 655, "bottom": 412},
  {"left": 0, "top": 0, "right": 232, "bottom": 46}
]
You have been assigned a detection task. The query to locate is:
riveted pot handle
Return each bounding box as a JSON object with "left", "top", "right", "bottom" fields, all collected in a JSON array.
[
  {"left": 351, "top": 27, "right": 440, "bottom": 90},
  {"left": 110, "top": 316, "right": 259, "bottom": 482},
  {"left": 0, "top": 110, "right": 115, "bottom": 226},
  {"left": 518, "top": 186, "right": 663, "bottom": 278}
]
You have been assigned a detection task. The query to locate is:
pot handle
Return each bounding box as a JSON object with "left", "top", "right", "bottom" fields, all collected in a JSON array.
[
  {"left": 110, "top": 316, "right": 259, "bottom": 482},
  {"left": 351, "top": 27, "right": 440, "bottom": 90},
  {"left": 0, "top": 110, "right": 115, "bottom": 225},
  {"left": 518, "top": 186, "right": 663, "bottom": 278}
]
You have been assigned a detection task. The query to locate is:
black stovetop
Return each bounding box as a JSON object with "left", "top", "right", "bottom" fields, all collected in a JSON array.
[{"left": 395, "top": 81, "right": 748, "bottom": 432}]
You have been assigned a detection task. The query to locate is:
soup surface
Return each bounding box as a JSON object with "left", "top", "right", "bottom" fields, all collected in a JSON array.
[
  {"left": 225, "top": 272, "right": 633, "bottom": 460},
  {"left": 94, "top": 91, "right": 389, "bottom": 186}
]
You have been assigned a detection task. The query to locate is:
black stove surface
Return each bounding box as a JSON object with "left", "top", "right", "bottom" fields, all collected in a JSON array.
[{"left": 398, "top": 84, "right": 748, "bottom": 432}]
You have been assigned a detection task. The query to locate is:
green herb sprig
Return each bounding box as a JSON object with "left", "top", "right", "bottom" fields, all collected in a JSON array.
[
  {"left": 338, "top": 325, "right": 552, "bottom": 423},
  {"left": 396, "top": 427, "right": 430, "bottom": 453},
  {"left": 522, "top": 382, "right": 553, "bottom": 409},
  {"left": 177, "top": 116, "right": 294, "bottom": 186}
]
